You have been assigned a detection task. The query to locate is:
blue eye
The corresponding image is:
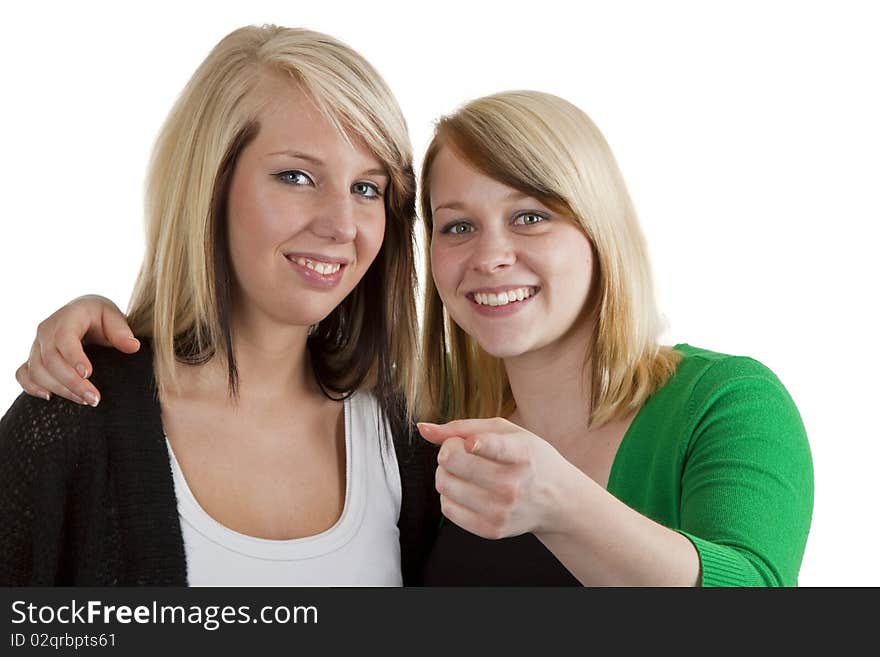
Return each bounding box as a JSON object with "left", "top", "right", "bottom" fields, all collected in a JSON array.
[
  {"left": 440, "top": 221, "right": 474, "bottom": 235},
  {"left": 512, "top": 212, "right": 548, "bottom": 226},
  {"left": 352, "top": 181, "right": 382, "bottom": 198},
  {"left": 275, "top": 170, "right": 313, "bottom": 186}
]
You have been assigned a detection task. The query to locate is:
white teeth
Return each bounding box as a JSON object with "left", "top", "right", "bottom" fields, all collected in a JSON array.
[
  {"left": 472, "top": 287, "right": 537, "bottom": 306},
  {"left": 291, "top": 257, "right": 341, "bottom": 275}
]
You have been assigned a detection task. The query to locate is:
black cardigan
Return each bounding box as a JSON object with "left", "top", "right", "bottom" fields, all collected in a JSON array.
[{"left": 0, "top": 344, "right": 439, "bottom": 586}]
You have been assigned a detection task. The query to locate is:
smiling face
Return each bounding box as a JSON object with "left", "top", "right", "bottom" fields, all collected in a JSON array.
[
  {"left": 226, "top": 80, "right": 388, "bottom": 331},
  {"left": 429, "top": 145, "right": 596, "bottom": 360}
]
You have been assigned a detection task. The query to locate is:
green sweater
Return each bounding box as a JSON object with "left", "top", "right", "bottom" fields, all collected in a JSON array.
[{"left": 607, "top": 344, "right": 813, "bottom": 586}]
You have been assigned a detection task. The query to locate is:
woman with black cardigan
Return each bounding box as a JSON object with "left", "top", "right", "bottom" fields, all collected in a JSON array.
[{"left": 0, "top": 25, "right": 438, "bottom": 586}]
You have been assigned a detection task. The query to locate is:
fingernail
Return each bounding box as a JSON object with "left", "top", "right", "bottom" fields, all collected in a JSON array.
[
  {"left": 84, "top": 391, "right": 100, "bottom": 407},
  {"left": 40, "top": 390, "right": 51, "bottom": 401},
  {"left": 470, "top": 439, "right": 481, "bottom": 454},
  {"left": 72, "top": 395, "right": 86, "bottom": 405},
  {"left": 417, "top": 422, "right": 438, "bottom": 430},
  {"left": 75, "top": 363, "right": 88, "bottom": 378}
]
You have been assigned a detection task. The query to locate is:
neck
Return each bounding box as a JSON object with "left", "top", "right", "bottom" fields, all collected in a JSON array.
[
  {"left": 170, "top": 309, "right": 319, "bottom": 406},
  {"left": 504, "top": 319, "right": 595, "bottom": 451},
  {"left": 229, "top": 319, "right": 316, "bottom": 399}
]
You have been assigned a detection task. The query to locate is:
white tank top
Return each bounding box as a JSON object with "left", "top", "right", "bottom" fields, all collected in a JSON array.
[{"left": 165, "top": 391, "right": 402, "bottom": 586}]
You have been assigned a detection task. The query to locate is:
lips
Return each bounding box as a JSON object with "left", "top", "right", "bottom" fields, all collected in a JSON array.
[
  {"left": 284, "top": 252, "right": 349, "bottom": 270},
  {"left": 284, "top": 253, "right": 348, "bottom": 289},
  {"left": 468, "top": 286, "right": 539, "bottom": 307},
  {"left": 465, "top": 285, "right": 541, "bottom": 317}
]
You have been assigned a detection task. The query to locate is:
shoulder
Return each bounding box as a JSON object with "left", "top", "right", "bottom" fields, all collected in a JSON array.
[
  {"left": 666, "top": 343, "right": 794, "bottom": 408},
  {"left": 84, "top": 342, "right": 154, "bottom": 390},
  {"left": 348, "top": 390, "right": 438, "bottom": 471},
  {"left": 345, "top": 389, "right": 380, "bottom": 417},
  {"left": 665, "top": 344, "right": 811, "bottom": 465},
  {"left": 0, "top": 345, "right": 152, "bottom": 466},
  {"left": 0, "top": 346, "right": 155, "bottom": 476},
  {"left": 644, "top": 344, "right": 809, "bottom": 455},
  {"left": 671, "top": 343, "right": 781, "bottom": 380},
  {"left": 343, "top": 390, "right": 386, "bottom": 445},
  {"left": 83, "top": 341, "right": 157, "bottom": 412},
  {"left": 0, "top": 389, "right": 93, "bottom": 470},
  {"left": 346, "top": 389, "right": 407, "bottom": 446}
]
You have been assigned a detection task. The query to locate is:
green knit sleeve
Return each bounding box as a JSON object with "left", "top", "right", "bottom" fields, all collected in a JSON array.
[{"left": 675, "top": 357, "right": 813, "bottom": 586}]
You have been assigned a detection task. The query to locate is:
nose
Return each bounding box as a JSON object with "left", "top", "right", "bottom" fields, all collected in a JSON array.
[
  {"left": 470, "top": 227, "right": 515, "bottom": 274},
  {"left": 310, "top": 191, "right": 358, "bottom": 243}
]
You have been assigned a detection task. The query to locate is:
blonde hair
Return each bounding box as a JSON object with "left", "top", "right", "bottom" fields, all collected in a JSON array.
[
  {"left": 127, "top": 25, "right": 419, "bottom": 425},
  {"left": 417, "top": 90, "right": 680, "bottom": 427}
]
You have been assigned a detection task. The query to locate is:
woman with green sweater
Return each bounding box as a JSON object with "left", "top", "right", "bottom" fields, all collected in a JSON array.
[
  {"left": 13, "top": 91, "right": 813, "bottom": 586},
  {"left": 413, "top": 91, "right": 812, "bottom": 586}
]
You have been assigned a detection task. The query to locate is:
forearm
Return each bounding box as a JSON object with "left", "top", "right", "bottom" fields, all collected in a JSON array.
[{"left": 534, "top": 464, "right": 701, "bottom": 587}]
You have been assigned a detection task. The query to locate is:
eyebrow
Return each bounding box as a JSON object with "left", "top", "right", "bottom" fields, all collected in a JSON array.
[
  {"left": 433, "top": 201, "right": 467, "bottom": 213},
  {"left": 433, "top": 190, "right": 533, "bottom": 213},
  {"left": 266, "top": 150, "right": 388, "bottom": 178}
]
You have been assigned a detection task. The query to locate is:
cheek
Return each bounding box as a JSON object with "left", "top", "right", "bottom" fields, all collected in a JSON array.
[
  {"left": 556, "top": 240, "right": 595, "bottom": 310},
  {"left": 525, "top": 231, "right": 594, "bottom": 306},
  {"left": 357, "top": 211, "right": 386, "bottom": 267},
  {"left": 226, "top": 176, "right": 301, "bottom": 294},
  {"left": 226, "top": 206, "right": 258, "bottom": 284},
  {"left": 227, "top": 175, "right": 282, "bottom": 257},
  {"left": 429, "top": 243, "right": 459, "bottom": 304},
  {"left": 226, "top": 206, "right": 274, "bottom": 287}
]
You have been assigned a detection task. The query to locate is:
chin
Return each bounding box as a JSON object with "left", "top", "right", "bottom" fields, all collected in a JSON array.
[
  {"left": 270, "top": 300, "right": 342, "bottom": 328},
  {"left": 448, "top": 317, "right": 523, "bottom": 360},
  {"left": 471, "top": 334, "right": 532, "bottom": 360}
]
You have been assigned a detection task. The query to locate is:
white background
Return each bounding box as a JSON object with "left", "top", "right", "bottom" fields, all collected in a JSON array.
[{"left": 1, "top": 0, "right": 877, "bottom": 586}]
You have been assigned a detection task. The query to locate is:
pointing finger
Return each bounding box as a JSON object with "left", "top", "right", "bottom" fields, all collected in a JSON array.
[{"left": 466, "top": 432, "right": 528, "bottom": 465}]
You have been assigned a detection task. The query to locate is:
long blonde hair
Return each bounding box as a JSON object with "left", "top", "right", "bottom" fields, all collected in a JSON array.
[
  {"left": 128, "top": 25, "right": 419, "bottom": 427},
  {"left": 418, "top": 91, "right": 680, "bottom": 427}
]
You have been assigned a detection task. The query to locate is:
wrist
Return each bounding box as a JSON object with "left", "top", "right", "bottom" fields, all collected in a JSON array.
[{"left": 534, "top": 458, "right": 595, "bottom": 538}]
